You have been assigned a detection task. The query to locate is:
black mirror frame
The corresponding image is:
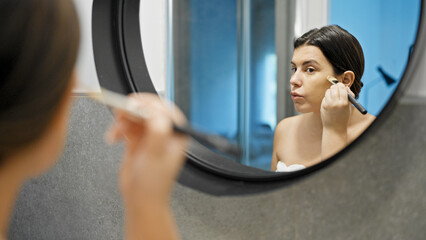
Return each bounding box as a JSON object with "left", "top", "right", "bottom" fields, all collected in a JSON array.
[{"left": 93, "top": 0, "right": 426, "bottom": 196}]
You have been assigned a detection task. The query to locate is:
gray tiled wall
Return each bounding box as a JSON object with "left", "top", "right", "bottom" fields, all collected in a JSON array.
[{"left": 9, "top": 98, "right": 426, "bottom": 240}]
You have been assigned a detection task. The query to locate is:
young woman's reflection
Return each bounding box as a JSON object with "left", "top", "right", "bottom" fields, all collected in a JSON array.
[
  {"left": 271, "top": 25, "right": 375, "bottom": 172},
  {"left": 0, "top": 1, "right": 186, "bottom": 239}
]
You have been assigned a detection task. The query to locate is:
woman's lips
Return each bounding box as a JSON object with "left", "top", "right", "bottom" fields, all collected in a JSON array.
[{"left": 291, "top": 92, "right": 304, "bottom": 100}]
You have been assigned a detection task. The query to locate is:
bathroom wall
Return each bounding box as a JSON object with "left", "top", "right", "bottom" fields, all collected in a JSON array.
[
  {"left": 405, "top": 48, "right": 426, "bottom": 98},
  {"left": 73, "top": 0, "right": 100, "bottom": 93}
]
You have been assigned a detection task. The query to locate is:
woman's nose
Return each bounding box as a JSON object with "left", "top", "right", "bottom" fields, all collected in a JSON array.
[{"left": 290, "top": 72, "right": 302, "bottom": 88}]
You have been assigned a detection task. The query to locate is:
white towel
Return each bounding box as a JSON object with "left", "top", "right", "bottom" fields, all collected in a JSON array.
[{"left": 275, "top": 161, "right": 306, "bottom": 172}]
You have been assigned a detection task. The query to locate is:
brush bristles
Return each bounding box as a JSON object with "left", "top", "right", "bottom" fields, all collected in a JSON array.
[{"left": 326, "top": 76, "right": 338, "bottom": 84}]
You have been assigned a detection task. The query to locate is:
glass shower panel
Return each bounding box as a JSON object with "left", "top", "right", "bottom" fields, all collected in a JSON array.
[
  {"left": 239, "top": 0, "right": 277, "bottom": 170},
  {"left": 173, "top": 0, "right": 277, "bottom": 170}
]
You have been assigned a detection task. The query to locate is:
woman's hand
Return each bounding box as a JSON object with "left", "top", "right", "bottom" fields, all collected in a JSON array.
[
  {"left": 106, "top": 93, "right": 188, "bottom": 240},
  {"left": 106, "top": 93, "right": 188, "bottom": 207},
  {"left": 320, "top": 83, "right": 355, "bottom": 160},
  {"left": 320, "top": 83, "right": 353, "bottom": 131}
]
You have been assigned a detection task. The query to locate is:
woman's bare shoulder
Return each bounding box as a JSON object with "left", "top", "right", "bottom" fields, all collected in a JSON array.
[
  {"left": 365, "top": 113, "right": 376, "bottom": 122},
  {"left": 353, "top": 112, "right": 376, "bottom": 129},
  {"left": 360, "top": 113, "right": 376, "bottom": 131},
  {"left": 275, "top": 114, "right": 305, "bottom": 138},
  {"left": 349, "top": 112, "right": 376, "bottom": 140},
  {"left": 276, "top": 114, "right": 304, "bottom": 129}
]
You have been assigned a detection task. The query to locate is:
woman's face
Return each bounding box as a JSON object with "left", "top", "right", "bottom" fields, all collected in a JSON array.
[{"left": 290, "top": 45, "right": 336, "bottom": 113}]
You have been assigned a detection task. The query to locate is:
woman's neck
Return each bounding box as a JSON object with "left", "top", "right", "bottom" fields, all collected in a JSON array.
[
  {"left": 0, "top": 159, "right": 27, "bottom": 238},
  {"left": 306, "top": 111, "right": 325, "bottom": 132}
]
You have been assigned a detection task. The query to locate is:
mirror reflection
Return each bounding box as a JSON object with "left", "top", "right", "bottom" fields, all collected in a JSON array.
[
  {"left": 142, "top": 0, "right": 420, "bottom": 171},
  {"left": 272, "top": 26, "right": 376, "bottom": 172}
]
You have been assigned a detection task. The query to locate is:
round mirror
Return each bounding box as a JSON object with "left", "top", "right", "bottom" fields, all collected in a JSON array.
[{"left": 93, "top": 0, "right": 425, "bottom": 195}]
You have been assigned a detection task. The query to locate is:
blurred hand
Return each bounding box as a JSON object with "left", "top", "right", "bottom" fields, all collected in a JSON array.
[
  {"left": 106, "top": 93, "right": 188, "bottom": 207},
  {"left": 320, "top": 83, "right": 354, "bottom": 131}
]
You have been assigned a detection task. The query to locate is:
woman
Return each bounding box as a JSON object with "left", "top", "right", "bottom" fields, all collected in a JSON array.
[
  {"left": 271, "top": 25, "right": 375, "bottom": 172},
  {"left": 0, "top": 1, "right": 186, "bottom": 239}
]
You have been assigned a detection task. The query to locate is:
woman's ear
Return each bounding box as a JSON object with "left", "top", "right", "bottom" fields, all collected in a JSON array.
[{"left": 341, "top": 71, "right": 355, "bottom": 87}]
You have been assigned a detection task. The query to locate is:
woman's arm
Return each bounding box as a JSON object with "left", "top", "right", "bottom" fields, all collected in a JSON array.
[
  {"left": 320, "top": 83, "right": 352, "bottom": 160},
  {"left": 271, "top": 120, "right": 287, "bottom": 171},
  {"left": 106, "top": 93, "right": 188, "bottom": 240},
  {"left": 271, "top": 144, "right": 279, "bottom": 172},
  {"left": 321, "top": 126, "right": 348, "bottom": 160},
  {"left": 123, "top": 195, "right": 179, "bottom": 240}
]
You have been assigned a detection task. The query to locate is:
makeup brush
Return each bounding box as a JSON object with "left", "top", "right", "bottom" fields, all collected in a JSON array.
[
  {"left": 326, "top": 76, "right": 367, "bottom": 115},
  {"left": 89, "top": 88, "right": 241, "bottom": 157}
]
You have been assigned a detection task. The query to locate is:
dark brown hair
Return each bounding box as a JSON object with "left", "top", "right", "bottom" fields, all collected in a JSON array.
[
  {"left": 294, "top": 25, "right": 364, "bottom": 99},
  {"left": 0, "top": 0, "right": 80, "bottom": 159}
]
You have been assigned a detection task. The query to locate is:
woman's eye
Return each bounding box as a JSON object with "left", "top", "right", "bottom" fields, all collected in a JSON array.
[
  {"left": 291, "top": 67, "right": 296, "bottom": 73},
  {"left": 306, "top": 67, "right": 315, "bottom": 73}
]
